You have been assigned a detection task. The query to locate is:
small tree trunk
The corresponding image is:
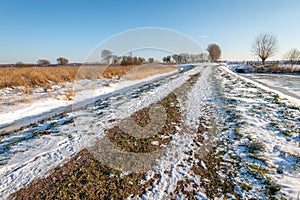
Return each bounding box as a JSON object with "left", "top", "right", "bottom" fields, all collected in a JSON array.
[{"left": 262, "top": 58, "right": 266, "bottom": 66}]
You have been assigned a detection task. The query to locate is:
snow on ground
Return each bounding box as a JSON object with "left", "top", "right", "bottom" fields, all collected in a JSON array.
[
  {"left": 222, "top": 65, "right": 300, "bottom": 107},
  {"left": 0, "top": 64, "right": 207, "bottom": 199},
  {"left": 141, "top": 64, "right": 299, "bottom": 199},
  {"left": 217, "top": 66, "right": 300, "bottom": 199},
  {"left": 1, "top": 63, "right": 299, "bottom": 199},
  {"left": 138, "top": 66, "right": 214, "bottom": 199},
  {"left": 0, "top": 70, "right": 178, "bottom": 128},
  {"left": 0, "top": 79, "right": 110, "bottom": 127}
]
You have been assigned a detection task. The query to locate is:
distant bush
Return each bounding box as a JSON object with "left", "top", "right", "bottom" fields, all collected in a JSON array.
[
  {"left": 56, "top": 57, "right": 69, "bottom": 65},
  {"left": 148, "top": 57, "right": 154, "bottom": 63},
  {"left": 266, "top": 64, "right": 300, "bottom": 73},
  {"left": 120, "top": 56, "right": 145, "bottom": 66},
  {"left": 37, "top": 59, "right": 50, "bottom": 66},
  {"left": 15, "top": 62, "right": 36, "bottom": 68}
]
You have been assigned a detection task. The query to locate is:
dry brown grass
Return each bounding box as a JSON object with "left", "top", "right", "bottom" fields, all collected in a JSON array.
[
  {"left": 0, "top": 66, "right": 77, "bottom": 88},
  {"left": 22, "top": 86, "right": 31, "bottom": 94},
  {"left": 76, "top": 65, "right": 136, "bottom": 80},
  {"left": 20, "top": 96, "right": 32, "bottom": 103},
  {"left": 0, "top": 64, "right": 176, "bottom": 89},
  {"left": 0, "top": 65, "right": 133, "bottom": 89},
  {"left": 124, "top": 64, "right": 176, "bottom": 80},
  {"left": 266, "top": 64, "right": 300, "bottom": 73},
  {"left": 65, "top": 89, "right": 75, "bottom": 100}
]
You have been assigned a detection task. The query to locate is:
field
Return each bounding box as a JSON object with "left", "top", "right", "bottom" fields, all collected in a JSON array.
[{"left": 0, "top": 64, "right": 176, "bottom": 89}]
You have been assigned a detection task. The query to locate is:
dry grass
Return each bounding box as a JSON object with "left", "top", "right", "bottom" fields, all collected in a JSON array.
[
  {"left": 0, "top": 64, "right": 176, "bottom": 89},
  {"left": 65, "top": 89, "right": 75, "bottom": 100},
  {"left": 0, "top": 66, "right": 73, "bottom": 88},
  {"left": 76, "top": 65, "right": 136, "bottom": 80},
  {"left": 266, "top": 64, "right": 300, "bottom": 73},
  {"left": 124, "top": 64, "right": 176, "bottom": 80},
  {"left": 20, "top": 96, "right": 32, "bottom": 103},
  {"left": 22, "top": 86, "right": 31, "bottom": 94}
]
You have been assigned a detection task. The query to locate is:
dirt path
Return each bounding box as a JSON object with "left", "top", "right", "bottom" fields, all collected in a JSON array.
[{"left": 9, "top": 71, "right": 203, "bottom": 199}]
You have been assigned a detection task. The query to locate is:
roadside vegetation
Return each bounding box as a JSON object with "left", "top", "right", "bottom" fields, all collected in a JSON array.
[
  {"left": 0, "top": 64, "right": 176, "bottom": 89},
  {"left": 0, "top": 65, "right": 131, "bottom": 89}
]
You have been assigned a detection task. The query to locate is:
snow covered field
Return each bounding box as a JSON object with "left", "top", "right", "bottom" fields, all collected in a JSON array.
[{"left": 0, "top": 63, "right": 299, "bottom": 199}]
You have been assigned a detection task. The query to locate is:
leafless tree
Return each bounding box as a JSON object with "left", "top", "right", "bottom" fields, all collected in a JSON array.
[
  {"left": 163, "top": 56, "right": 171, "bottom": 63},
  {"left": 138, "top": 57, "right": 145, "bottom": 64},
  {"left": 148, "top": 57, "right": 154, "bottom": 63},
  {"left": 166, "top": 55, "right": 171, "bottom": 63},
  {"left": 251, "top": 33, "right": 278, "bottom": 66},
  {"left": 172, "top": 54, "right": 178, "bottom": 63},
  {"left": 190, "top": 54, "right": 196, "bottom": 63},
  {"left": 101, "top": 49, "right": 112, "bottom": 63},
  {"left": 285, "top": 48, "right": 300, "bottom": 67},
  {"left": 111, "top": 55, "right": 119, "bottom": 64},
  {"left": 37, "top": 59, "right": 50, "bottom": 66},
  {"left": 56, "top": 57, "right": 69, "bottom": 65},
  {"left": 180, "top": 53, "right": 189, "bottom": 63},
  {"left": 207, "top": 44, "right": 221, "bottom": 62}
]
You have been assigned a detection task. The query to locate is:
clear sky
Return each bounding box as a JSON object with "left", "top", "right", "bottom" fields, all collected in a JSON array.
[{"left": 1, "top": 0, "right": 299, "bottom": 63}]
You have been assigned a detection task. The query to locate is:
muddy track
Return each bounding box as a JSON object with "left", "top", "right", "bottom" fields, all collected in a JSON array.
[
  {"left": 9, "top": 72, "right": 203, "bottom": 199},
  {"left": 0, "top": 71, "right": 184, "bottom": 166}
]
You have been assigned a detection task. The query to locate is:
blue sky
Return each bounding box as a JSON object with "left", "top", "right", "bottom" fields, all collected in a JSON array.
[{"left": 0, "top": 0, "right": 299, "bottom": 63}]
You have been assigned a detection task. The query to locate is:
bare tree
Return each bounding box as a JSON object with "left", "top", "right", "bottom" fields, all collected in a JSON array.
[
  {"left": 148, "top": 57, "right": 154, "bottom": 63},
  {"left": 101, "top": 49, "right": 112, "bottom": 63},
  {"left": 162, "top": 56, "right": 171, "bottom": 63},
  {"left": 190, "top": 54, "right": 196, "bottom": 63},
  {"left": 197, "top": 53, "right": 208, "bottom": 62},
  {"left": 177, "top": 54, "right": 183, "bottom": 64},
  {"left": 138, "top": 57, "right": 145, "bottom": 64},
  {"left": 37, "top": 59, "right": 50, "bottom": 66},
  {"left": 172, "top": 54, "right": 178, "bottom": 63},
  {"left": 207, "top": 44, "right": 221, "bottom": 62},
  {"left": 179, "top": 53, "right": 189, "bottom": 63},
  {"left": 56, "top": 57, "right": 69, "bottom": 65},
  {"left": 251, "top": 33, "right": 278, "bottom": 66},
  {"left": 285, "top": 48, "right": 300, "bottom": 67},
  {"left": 166, "top": 56, "right": 171, "bottom": 63},
  {"left": 111, "top": 55, "right": 119, "bottom": 64}
]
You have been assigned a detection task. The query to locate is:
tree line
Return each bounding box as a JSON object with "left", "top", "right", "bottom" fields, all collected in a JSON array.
[
  {"left": 161, "top": 44, "right": 221, "bottom": 64},
  {"left": 10, "top": 43, "right": 223, "bottom": 67},
  {"left": 13, "top": 57, "right": 70, "bottom": 67},
  {"left": 100, "top": 43, "right": 222, "bottom": 65},
  {"left": 101, "top": 50, "right": 151, "bottom": 65},
  {"left": 162, "top": 53, "right": 208, "bottom": 64},
  {"left": 9, "top": 33, "right": 300, "bottom": 68},
  {"left": 32, "top": 35, "right": 300, "bottom": 67}
]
